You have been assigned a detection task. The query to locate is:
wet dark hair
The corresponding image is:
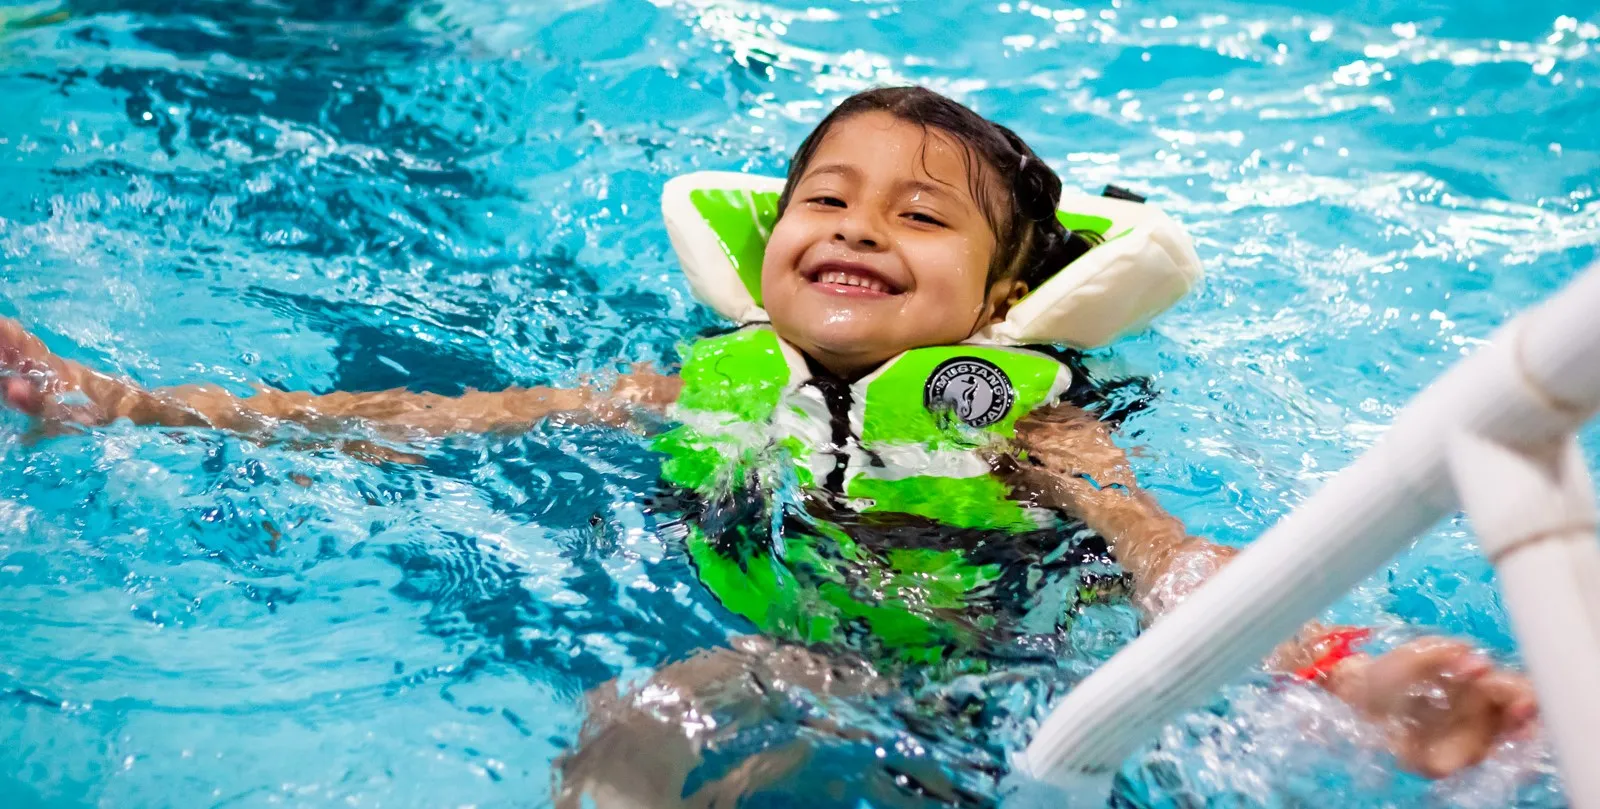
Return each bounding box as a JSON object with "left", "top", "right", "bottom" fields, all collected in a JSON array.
[{"left": 776, "top": 86, "right": 1088, "bottom": 291}]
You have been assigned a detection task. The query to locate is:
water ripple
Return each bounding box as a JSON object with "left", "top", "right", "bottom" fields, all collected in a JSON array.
[{"left": 0, "top": 0, "right": 1595, "bottom": 805}]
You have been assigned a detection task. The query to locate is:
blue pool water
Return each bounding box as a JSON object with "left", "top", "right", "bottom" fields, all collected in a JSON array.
[{"left": 1, "top": 0, "right": 1597, "bottom": 805}]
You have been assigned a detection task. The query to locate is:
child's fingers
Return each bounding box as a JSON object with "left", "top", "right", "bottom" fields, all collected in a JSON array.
[
  {"left": 1366, "top": 640, "right": 1481, "bottom": 709},
  {"left": 1400, "top": 641, "right": 1486, "bottom": 689},
  {"left": 5, "top": 378, "right": 103, "bottom": 427},
  {"left": 1387, "top": 679, "right": 1496, "bottom": 778},
  {"left": 1385, "top": 637, "right": 1472, "bottom": 667},
  {"left": 4, "top": 376, "right": 42, "bottom": 414},
  {"left": 1508, "top": 695, "right": 1539, "bottom": 726},
  {"left": 1479, "top": 670, "right": 1535, "bottom": 704},
  {"left": 1387, "top": 719, "right": 1460, "bottom": 779},
  {"left": 3, "top": 355, "right": 69, "bottom": 414},
  {"left": 1442, "top": 649, "right": 1493, "bottom": 680},
  {"left": 1420, "top": 726, "right": 1493, "bottom": 779},
  {"left": 1479, "top": 671, "right": 1539, "bottom": 732},
  {"left": 4, "top": 373, "right": 72, "bottom": 420}
]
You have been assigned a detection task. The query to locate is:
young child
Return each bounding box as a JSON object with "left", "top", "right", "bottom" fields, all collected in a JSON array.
[{"left": 0, "top": 87, "right": 1538, "bottom": 799}]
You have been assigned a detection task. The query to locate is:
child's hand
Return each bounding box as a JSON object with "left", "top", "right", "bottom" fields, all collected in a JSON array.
[
  {"left": 1013, "top": 404, "right": 1133, "bottom": 486},
  {"left": 0, "top": 317, "right": 100, "bottom": 425},
  {"left": 0, "top": 317, "right": 183, "bottom": 429},
  {"left": 1329, "top": 638, "right": 1539, "bottom": 778}
]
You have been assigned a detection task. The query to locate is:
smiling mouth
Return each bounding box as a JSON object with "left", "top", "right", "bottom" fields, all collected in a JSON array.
[{"left": 804, "top": 262, "right": 904, "bottom": 296}]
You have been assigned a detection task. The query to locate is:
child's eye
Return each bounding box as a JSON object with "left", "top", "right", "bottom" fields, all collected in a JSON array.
[
  {"left": 904, "top": 211, "right": 946, "bottom": 227},
  {"left": 807, "top": 196, "right": 846, "bottom": 208}
]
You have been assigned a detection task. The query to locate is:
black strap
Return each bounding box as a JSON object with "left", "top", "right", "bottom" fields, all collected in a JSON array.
[{"left": 801, "top": 356, "right": 854, "bottom": 495}]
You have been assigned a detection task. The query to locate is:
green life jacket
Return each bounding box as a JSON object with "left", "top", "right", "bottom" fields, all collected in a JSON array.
[
  {"left": 656, "top": 325, "right": 1074, "bottom": 530},
  {"left": 652, "top": 326, "right": 1099, "bottom": 664}
]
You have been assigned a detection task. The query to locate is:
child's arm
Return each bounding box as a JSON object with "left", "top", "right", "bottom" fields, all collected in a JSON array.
[
  {"left": 0, "top": 318, "right": 680, "bottom": 438},
  {"left": 1009, "top": 402, "right": 1210, "bottom": 610},
  {"left": 1011, "top": 403, "right": 1538, "bottom": 777}
]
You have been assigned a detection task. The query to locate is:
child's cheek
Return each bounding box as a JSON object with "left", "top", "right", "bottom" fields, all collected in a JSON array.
[{"left": 761, "top": 233, "right": 801, "bottom": 287}]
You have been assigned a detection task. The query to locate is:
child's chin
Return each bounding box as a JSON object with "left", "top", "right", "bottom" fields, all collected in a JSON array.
[{"left": 805, "top": 326, "right": 899, "bottom": 358}]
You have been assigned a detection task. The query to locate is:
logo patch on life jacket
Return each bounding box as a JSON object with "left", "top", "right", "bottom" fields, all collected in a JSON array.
[{"left": 924, "top": 357, "right": 1016, "bottom": 428}]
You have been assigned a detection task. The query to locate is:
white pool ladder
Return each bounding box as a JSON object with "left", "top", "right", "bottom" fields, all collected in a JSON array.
[{"left": 1019, "top": 260, "right": 1600, "bottom": 807}]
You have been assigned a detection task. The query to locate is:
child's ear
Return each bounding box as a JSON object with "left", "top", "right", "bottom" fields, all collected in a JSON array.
[{"left": 986, "top": 280, "right": 1030, "bottom": 323}]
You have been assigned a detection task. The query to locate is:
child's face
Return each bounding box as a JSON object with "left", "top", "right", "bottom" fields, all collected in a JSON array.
[{"left": 761, "top": 111, "right": 1021, "bottom": 377}]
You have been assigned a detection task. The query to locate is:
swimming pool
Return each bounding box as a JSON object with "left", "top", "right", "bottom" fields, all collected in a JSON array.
[{"left": 1, "top": 0, "right": 1596, "bottom": 805}]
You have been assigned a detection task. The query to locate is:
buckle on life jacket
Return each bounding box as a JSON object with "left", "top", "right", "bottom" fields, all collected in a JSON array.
[{"left": 1100, "top": 184, "right": 1146, "bottom": 203}]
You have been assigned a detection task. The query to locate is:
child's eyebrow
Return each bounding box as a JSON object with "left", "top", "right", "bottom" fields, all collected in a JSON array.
[
  {"left": 897, "top": 179, "right": 968, "bottom": 208},
  {"left": 802, "top": 162, "right": 860, "bottom": 182},
  {"left": 802, "top": 163, "right": 974, "bottom": 209}
]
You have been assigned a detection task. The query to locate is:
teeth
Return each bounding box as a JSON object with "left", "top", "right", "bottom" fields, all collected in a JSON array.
[{"left": 815, "top": 270, "right": 890, "bottom": 294}]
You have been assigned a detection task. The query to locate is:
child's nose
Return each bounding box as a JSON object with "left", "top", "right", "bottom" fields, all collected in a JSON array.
[{"left": 833, "top": 214, "right": 886, "bottom": 250}]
